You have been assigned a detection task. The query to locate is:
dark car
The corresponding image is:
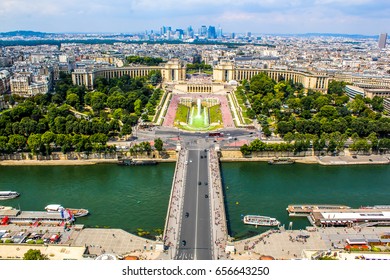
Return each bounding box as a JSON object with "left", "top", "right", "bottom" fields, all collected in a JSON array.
[
  {"left": 185, "top": 212, "right": 189, "bottom": 218},
  {"left": 205, "top": 194, "right": 209, "bottom": 198},
  {"left": 182, "top": 240, "right": 186, "bottom": 246},
  {"left": 198, "top": 181, "right": 201, "bottom": 185}
]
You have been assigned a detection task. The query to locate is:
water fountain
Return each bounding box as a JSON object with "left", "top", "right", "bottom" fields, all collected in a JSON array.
[
  {"left": 197, "top": 98, "right": 201, "bottom": 117},
  {"left": 175, "top": 97, "right": 222, "bottom": 131},
  {"left": 187, "top": 98, "right": 208, "bottom": 129}
]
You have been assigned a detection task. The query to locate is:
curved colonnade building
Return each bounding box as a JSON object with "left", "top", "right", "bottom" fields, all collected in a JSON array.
[
  {"left": 72, "top": 59, "right": 390, "bottom": 94},
  {"left": 212, "top": 61, "right": 329, "bottom": 92},
  {"left": 72, "top": 59, "right": 186, "bottom": 90}
]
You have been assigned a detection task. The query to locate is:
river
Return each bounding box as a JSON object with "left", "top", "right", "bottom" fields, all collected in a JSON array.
[{"left": 1, "top": 162, "right": 389, "bottom": 239}]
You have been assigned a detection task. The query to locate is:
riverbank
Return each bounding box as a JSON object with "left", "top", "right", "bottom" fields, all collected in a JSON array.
[
  {"left": 0, "top": 157, "right": 177, "bottom": 166},
  {"left": 0, "top": 159, "right": 117, "bottom": 166},
  {"left": 220, "top": 155, "right": 319, "bottom": 164},
  {"left": 1, "top": 153, "right": 389, "bottom": 166},
  {"left": 317, "top": 154, "right": 390, "bottom": 166}
]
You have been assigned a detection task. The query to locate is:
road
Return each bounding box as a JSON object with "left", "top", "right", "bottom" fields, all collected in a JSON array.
[{"left": 175, "top": 148, "right": 212, "bottom": 260}]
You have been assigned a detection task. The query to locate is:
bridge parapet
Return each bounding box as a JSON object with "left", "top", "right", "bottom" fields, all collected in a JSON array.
[
  {"left": 209, "top": 149, "right": 229, "bottom": 259},
  {"left": 163, "top": 149, "right": 187, "bottom": 258}
]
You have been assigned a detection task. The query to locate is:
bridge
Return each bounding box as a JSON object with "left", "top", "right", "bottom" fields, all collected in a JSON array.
[{"left": 163, "top": 144, "right": 228, "bottom": 260}]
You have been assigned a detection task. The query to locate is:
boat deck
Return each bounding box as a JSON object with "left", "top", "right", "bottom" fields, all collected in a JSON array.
[
  {"left": 1, "top": 210, "right": 71, "bottom": 222},
  {"left": 310, "top": 208, "right": 390, "bottom": 226},
  {"left": 287, "top": 204, "right": 351, "bottom": 216}
]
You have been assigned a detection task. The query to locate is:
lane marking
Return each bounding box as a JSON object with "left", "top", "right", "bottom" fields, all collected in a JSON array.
[{"left": 194, "top": 149, "right": 200, "bottom": 260}]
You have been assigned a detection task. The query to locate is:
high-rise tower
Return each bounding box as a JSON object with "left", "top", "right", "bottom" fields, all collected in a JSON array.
[{"left": 378, "top": 33, "right": 387, "bottom": 49}]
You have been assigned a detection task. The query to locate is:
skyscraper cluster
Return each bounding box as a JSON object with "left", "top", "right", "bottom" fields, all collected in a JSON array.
[{"left": 160, "top": 25, "right": 223, "bottom": 39}]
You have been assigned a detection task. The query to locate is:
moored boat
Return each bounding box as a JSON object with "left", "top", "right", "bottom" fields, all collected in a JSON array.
[
  {"left": 45, "top": 204, "right": 89, "bottom": 217},
  {"left": 360, "top": 205, "right": 390, "bottom": 209},
  {"left": 287, "top": 204, "right": 351, "bottom": 217},
  {"left": 0, "top": 191, "right": 20, "bottom": 200},
  {"left": 118, "top": 159, "right": 157, "bottom": 166},
  {"left": 268, "top": 158, "right": 295, "bottom": 165},
  {"left": 242, "top": 215, "right": 280, "bottom": 227}
]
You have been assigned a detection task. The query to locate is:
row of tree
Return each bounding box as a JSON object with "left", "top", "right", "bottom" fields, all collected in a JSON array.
[
  {"left": 0, "top": 69, "right": 164, "bottom": 154},
  {"left": 236, "top": 74, "right": 389, "bottom": 143},
  {"left": 0, "top": 132, "right": 110, "bottom": 155},
  {"left": 240, "top": 133, "right": 390, "bottom": 156},
  {"left": 277, "top": 117, "right": 390, "bottom": 138},
  {"left": 126, "top": 56, "right": 164, "bottom": 66}
]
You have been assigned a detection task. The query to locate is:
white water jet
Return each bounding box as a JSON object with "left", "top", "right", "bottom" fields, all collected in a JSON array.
[{"left": 197, "top": 98, "right": 201, "bottom": 117}]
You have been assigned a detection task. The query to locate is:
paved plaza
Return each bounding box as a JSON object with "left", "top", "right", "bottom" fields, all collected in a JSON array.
[
  {"left": 232, "top": 226, "right": 390, "bottom": 260},
  {"left": 162, "top": 94, "right": 234, "bottom": 128}
]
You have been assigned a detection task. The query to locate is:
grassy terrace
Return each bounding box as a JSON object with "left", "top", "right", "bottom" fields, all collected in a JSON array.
[
  {"left": 209, "top": 105, "right": 223, "bottom": 124},
  {"left": 186, "top": 70, "right": 213, "bottom": 75},
  {"left": 175, "top": 104, "right": 189, "bottom": 124},
  {"left": 233, "top": 91, "right": 253, "bottom": 125}
]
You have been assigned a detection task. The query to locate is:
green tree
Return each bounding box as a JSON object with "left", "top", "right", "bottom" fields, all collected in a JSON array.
[
  {"left": 327, "top": 140, "right": 337, "bottom": 154},
  {"left": 250, "top": 73, "right": 276, "bottom": 95},
  {"left": 318, "top": 105, "right": 338, "bottom": 119},
  {"left": 348, "top": 96, "right": 367, "bottom": 115},
  {"left": 66, "top": 93, "right": 80, "bottom": 107},
  {"left": 371, "top": 96, "right": 384, "bottom": 112},
  {"left": 327, "top": 80, "right": 346, "bottom": 96},
  {"left": 41, "top": 131, "right": 56, "bottom": 154},
  {"left": 27, "top": 134, "right": 43, "bottom": 155},
  {"left": 349, "top": 139, "right": 371, "bottom": 154},
  {"left": 277, "top": 121, "right": 294, "bottom": 137},
  {"left": 154, "top": 138, "right": 164, "bottom": 152},
  {"left": 0, "top": 136, "right": 8, "bottom": 153},
  {"left": 23, "top": 249, "right": 48, "bottom": 260},
  {"left": 313, "top": 96, "right": 329, "bottom": 111},
  {"left": 240, "top": 144, "right": 252, "bottom": 156},
  {"left": 8, "top": 134, "right": 26, "bottom": 151},
  {"left": 134, "top": 99, "right": 143, "bottom": 116},
  {"left": 249, "top": 139, "right": 267, "bottom": 152},
  {"left": 91, "top": 92, "right": 107, "bottom": 111},
  {"left": 121, "top": 124, "right": 132, "bottom": 136}
]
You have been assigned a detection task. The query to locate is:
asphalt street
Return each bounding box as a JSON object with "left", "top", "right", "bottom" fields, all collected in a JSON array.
[{"left": 175, "top": 148, "right": 212, "bottom": 260}]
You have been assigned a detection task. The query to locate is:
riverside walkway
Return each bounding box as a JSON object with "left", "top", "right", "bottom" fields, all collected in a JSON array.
[{"left": 163, "top": 146, "right": 228, "bottom": 260}]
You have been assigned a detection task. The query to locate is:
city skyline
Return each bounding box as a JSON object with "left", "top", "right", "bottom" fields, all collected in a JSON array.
[{"left": 0, "top": 0, "right": 389, "bottom": 35}]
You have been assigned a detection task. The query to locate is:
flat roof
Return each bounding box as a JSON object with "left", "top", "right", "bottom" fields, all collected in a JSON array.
[{"left": 314, "top": 209, "right": 390, "bottom": 221}]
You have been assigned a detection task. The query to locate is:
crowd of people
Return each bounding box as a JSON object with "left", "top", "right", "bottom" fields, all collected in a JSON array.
[
  {"left": 242, "top": 230, "right": 280, "bottom": 251},
  {"left": 163, "top": 149, "right": 186, "bottom": 252},
  {"left": 209, "top": 149, "right": 229, "bottom": 259}
]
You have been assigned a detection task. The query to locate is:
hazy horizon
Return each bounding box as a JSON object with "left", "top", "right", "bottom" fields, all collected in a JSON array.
[
  {"left": 0, "top": 0, "right": 389, "bottom": 35},
  {"left": 0, "top": 30, "right": 382, "bottom": 37}
]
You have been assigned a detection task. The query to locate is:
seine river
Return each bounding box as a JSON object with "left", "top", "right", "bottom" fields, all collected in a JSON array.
[{"left": 1, "top": 162, "right": 390, "bottom": 239}]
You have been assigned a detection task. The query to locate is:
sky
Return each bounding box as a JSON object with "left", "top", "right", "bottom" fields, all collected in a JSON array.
[{"left": 0, "top": 0, "right": 389, "bottom": 35}]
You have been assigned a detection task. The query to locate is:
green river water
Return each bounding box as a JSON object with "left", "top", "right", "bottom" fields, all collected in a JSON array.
[{"left": 1, "top": 162, "right": 389, "bottom": 239}]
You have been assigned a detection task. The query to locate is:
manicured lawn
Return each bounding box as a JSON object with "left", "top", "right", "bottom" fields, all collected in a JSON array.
[
  {"left": 175, "top": 104, "right": 189, "bottom": 123},
  {"left": 209, "top": 105, "right": 223, "bottom": 124}
]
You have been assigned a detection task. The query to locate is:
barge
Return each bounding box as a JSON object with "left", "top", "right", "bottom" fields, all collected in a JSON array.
[
  {"left": 287, "top": 204, "right": 351, "bottom": 216},
  {"left": 118, "top": 159, "right": 157, "bottom": 166},
  {"left": 268, "top": 158, "right": 295, "bottom": 165},
  {"left": 309, "top": 208, "right": 390, "bottom": 227}
]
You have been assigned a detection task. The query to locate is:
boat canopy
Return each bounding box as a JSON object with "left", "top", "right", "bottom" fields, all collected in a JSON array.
[{"left": 45, "top": 204, "right": 64, "bottom": 211}]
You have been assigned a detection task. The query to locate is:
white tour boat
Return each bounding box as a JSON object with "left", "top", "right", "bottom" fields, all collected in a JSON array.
[
  {"left": 0, "top": 191, "right": 20, "bottom": 200},
  {"left": 45, "top": 204, "right": 89, "bottom": 218},
  {"left": 242, "top": 215, "right": 280, "bottom": 227}
]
